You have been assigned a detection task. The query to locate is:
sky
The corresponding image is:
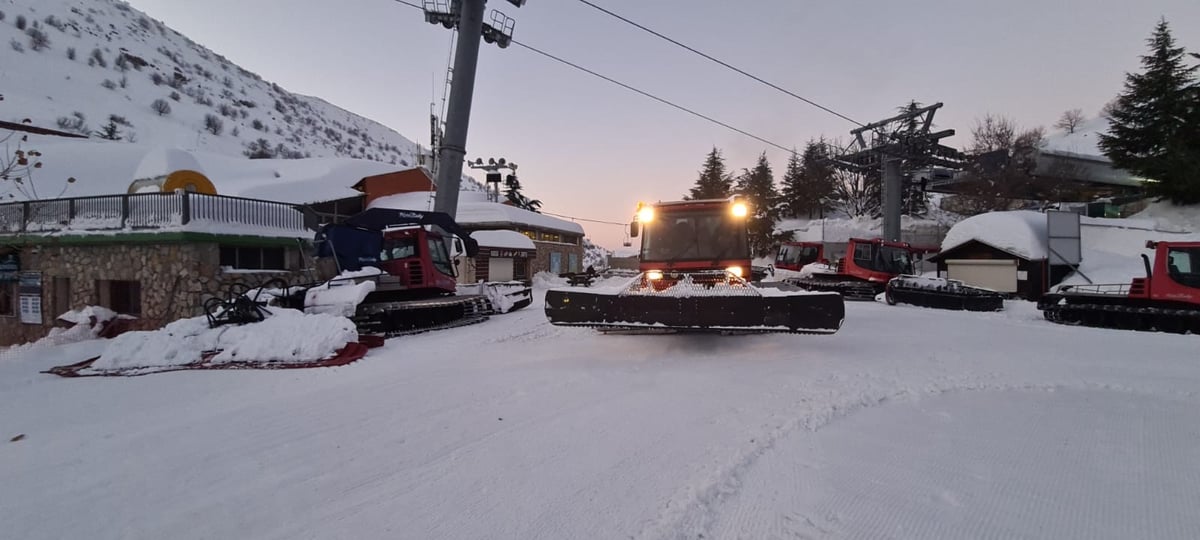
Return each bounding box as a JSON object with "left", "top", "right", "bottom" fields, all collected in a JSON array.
[{"left": 122, "top": 0, "right": 1200, "bottom": 250}]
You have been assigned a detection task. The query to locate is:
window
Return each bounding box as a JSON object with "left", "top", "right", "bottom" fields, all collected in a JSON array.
[
  {"left": 854, "top": 243, "right": 873, "bottom": 263},
  {"left": 426, "top": 238, "right": 454, "bottom": 276},
  {"left": 550, "top": 252, "right": 562, "bottom": 274},
  {"left": 97, "top": 279, "right": 141, "bottom": 316},
  {"left": 379, "top": 238, "right": 418, "bottom": 261},
  {"left": 219, "top": 245, "right": 288, "bottom": 270},
  {"left": 568, "top": 253, "right": 580, "bottom": 273},
  {"left": 0, "top": 281, "right": 14, "bottom": 317},
  {"left": 539, "top": 231, "right": 562, "bottom": 243},
  {"left": 1166, "top": 247, "right": 1200, "bottom": 288}
]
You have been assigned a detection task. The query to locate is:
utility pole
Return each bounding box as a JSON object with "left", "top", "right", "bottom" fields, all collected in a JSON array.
[{"left": 421, "top": 0, "right": 524, "bottom": 220}]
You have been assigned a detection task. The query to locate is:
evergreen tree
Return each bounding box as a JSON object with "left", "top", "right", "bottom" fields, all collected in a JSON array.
[
  {"left": 1098, "top": 19, "right": 1200, "bottom": 204},
  {"left": 504, "top": 176, "right": 542, "bottom": 213},
  {"left": 735, "top": 152, "right": 787, "bottom": 257},
  {"left": 95, "top": 120, "right": 121, "bottom": 141},
  {"left": 686, "top": 147, "right": 733, "bottom": 200},
  {"left": 779, "top": 150, "right": 805, "bottom": 218},
  {"left": 780, "top": 140, "right": 837, "bottom": 219}
]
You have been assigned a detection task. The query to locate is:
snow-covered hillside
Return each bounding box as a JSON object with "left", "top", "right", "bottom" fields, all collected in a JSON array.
[
  {"left": 1043, "top": 116, "right": 1109, "bottom": 158},
  {"left": 0, "top": 0, "right": 423, "bottom": 165}
]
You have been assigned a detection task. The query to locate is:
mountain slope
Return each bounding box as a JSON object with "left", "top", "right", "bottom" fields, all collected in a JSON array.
[{"left": 0, "top": 0, "right": 424, "bottom": 166}]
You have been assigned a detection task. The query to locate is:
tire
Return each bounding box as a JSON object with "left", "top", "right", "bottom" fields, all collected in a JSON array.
[{"left": 884, "top": 286, "right": 897, "bottom": 306}]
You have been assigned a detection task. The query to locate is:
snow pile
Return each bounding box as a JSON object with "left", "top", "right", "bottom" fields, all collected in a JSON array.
[
  {"left": 9, "top": 306, "right": 128, "bottom": 350},
  {"left": 470, "top": 230, "right": 536, "bottom": 250},
  {"left": 941, "top": 210, "right": 1049, "bottom": 259},
  {"left": 532, "top": 271, "right": 569, "bottom": 289},
  {"left": 90, "top": 308, "right": 356, "bottom": 370},
  {"left": 1059, "top": 217, "right": 1200, "bottom": 288},
  {"left": 305, "top": 280, "right": 377, "bottom": 317},
  {"left": 1128, "top": 201, "right": 1200, "bottom": 233},
  {"left": 456, "top": 280, "right": 531, "bottom": 313}
]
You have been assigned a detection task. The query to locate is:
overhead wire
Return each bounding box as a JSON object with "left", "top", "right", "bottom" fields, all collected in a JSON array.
[
  {"left": 511, "top": 40, "right": 793, "bottom": 153},
  {"left": 572, "top": 0, "right": 862, "bottom": 127},
  {"left": 391, "top": 0, "right": 795, "bottom": 153}
]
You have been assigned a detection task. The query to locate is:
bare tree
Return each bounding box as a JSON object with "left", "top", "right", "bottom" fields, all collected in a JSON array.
[
  {"left": 830, "top": 168, "right": 880, "bottom": 218},
  {"left": 151, "top": 98, "right": 171, "bottom": 116},
  {"left": 203, "top": 114, "right": 224, "bottom": 136},
  {"left": 1055, "top": 108, "right": 1085, "bottom": 134},
  {"left": 952, "top": 114, "right": 1048, "bottom": 214}
]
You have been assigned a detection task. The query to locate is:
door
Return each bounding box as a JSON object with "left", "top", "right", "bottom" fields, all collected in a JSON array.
[
  {"left": 946, "top": 259, "right": 1018, "bottom": 293},
  {"left": 488, "top": 257, "right": 514, "bottom": 282}
]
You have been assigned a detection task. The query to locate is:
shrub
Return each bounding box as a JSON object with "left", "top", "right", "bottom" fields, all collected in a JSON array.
[
  {"left": 10, "top": 39, "right": 23, "bottom": 53},
  {"left": 66, "top": 46, "right": 75, "bottom": 60},
  {"left": 16, "top": 14, "right": 27, "bottom": 30},
  {"left": 204, "top": 114, "right": 223, "bottom": 136},
  {"left": 152, "top": 98, "right": 172, "bottom": 116},
  {"left": 168, "top": 91, "right": 180, "bottom": 101},
  {"left": 90, "top": 47, "right": 106, "bottom": 67},
  {"left": 56, "top": 112, "right": 88, "bottom": 135},
  {"left": 150, "top": 72, "right": 164, "bottom": 85},
  {"left": 101, "top": 79, "right": 117, "bottom": 90}
]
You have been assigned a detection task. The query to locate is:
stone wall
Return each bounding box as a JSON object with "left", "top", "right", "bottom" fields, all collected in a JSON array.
[
  {"left": 532, "top": 241, "right": 585, "bottom": 275},
  {"left": 0, "top": 241, "right": 316, "bottom": 347}
]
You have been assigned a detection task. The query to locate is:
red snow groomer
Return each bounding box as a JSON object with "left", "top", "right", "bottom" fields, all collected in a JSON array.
[
  {"left": 1038, "top": 240, "right": 1200, "bottom": 334},
  {"left": 544, "top": 197, "right": 845, "bottom": 334},
  {"left": 783, "top": 238, "right": 939, "bottom": 300}
]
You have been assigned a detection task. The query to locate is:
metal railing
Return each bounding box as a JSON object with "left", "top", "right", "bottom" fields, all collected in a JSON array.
[{"left": 0, "top": 192, "right": 317, "bottom": 234}]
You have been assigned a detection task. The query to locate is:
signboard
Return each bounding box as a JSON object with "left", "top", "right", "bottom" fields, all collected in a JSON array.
[
  {"left": 0, "top": 252, "right": 17, "bottom": 281},
  {"left": 19, "top": 294, "right": 42, "bottom": 324},
  {"left": 18, "top": 272, "right": 42, "bottom": 325},
  {"left": 489, "top": 249, "right": 531, "bottom": 258},
  {"left": 1047, "top": 210, "right": 1082, "bottom": 265}
]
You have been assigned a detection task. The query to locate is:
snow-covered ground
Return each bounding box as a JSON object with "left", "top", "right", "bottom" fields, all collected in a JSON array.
[{"left": 2, "top": 288, "right": 1199, "bottom": 540}]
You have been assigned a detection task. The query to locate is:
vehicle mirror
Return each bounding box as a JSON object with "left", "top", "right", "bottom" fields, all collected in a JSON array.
[{"left": 629, "top": 222, "right": 638, "bottom": 238}]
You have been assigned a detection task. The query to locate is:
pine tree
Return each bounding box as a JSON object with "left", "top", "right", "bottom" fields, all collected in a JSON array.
[
  {"left": 504, "top": 176, "right": 542, "bottom": 213},
  {"left": 686, "top": 147, "right": 733, "bottom": 200},
  {"left": 95, "top": 120, "right": 121, "bottom": 141},
  {"left": 779, "top": 150, "right": 805, "bottom": 218},
  {"left": 735, "top": 152, "right": 786, "bottom": 257},
  {"left": 1098, "top": 19, "right": 1200, "bottom": 204}
]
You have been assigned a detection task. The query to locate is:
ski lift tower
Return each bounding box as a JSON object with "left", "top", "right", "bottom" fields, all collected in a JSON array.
[
  {"left": 422, "top": 0, "right": 525, "bottom": 220},
  {"left": 829, "top": 102, "right": 965, "bottom": 241}
]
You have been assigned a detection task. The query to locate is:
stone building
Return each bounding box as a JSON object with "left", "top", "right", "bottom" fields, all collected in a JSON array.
[{"left": 0, "top": 191, "right": 315, "bottom": 346}]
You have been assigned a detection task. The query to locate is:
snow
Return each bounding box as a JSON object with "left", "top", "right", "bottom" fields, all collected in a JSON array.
[
  {"left": 470, "top": 229, "right": 536, "bottom": 250},
  {"left": 370, "top": 191, "right": 586, "bottom": 235},
  {"left": 941, "top": 210, "right": 1049, "bottom": 259},
  {"left": 4, "top": 295, "right": 1200, "bottom": 539},
  {"left": 87, "top": 307, "right": 356, "bottom": 371},
  {"left": 1042, "top": 116, "right": 1109, "bottom": 158},
  {"left": 304, "top": 280, "right": 377, "bottom": 318}
]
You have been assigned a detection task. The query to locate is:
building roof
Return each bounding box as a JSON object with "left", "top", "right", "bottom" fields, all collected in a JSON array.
[
  {"left": 940, "top": 210, "right": 1049, "bottom": 260},
  {"left": 472, "top": 230, "right": 536, "bottom": 250},
  {"left": 368, "top": 191, "right": 585, "bottom": 236}
]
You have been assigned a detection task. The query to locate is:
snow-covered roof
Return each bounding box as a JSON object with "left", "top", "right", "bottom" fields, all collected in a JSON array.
[
  {"left": 2, "top": 138, "right": 400, "bottom": 204},
  {"left": 471, "top": 230, "right": 536, "bottom": 250},
  {"left": 369, "top": 191, "right": 585, "bottom": 235},
  {"left": 940, "top": 211, "right": 1050, "bottom": 260}
]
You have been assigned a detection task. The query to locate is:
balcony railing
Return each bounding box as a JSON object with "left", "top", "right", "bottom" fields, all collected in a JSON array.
[{"left": 0, "top": 192, "right": 319, "bottom": 235}]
